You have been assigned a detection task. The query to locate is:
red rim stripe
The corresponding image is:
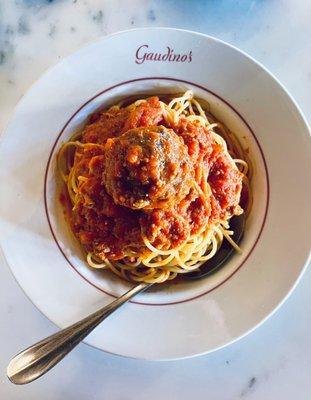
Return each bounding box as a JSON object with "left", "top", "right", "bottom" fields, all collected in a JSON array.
[{"left": 44, "top": 77, "right": 270, "bottom": 306}]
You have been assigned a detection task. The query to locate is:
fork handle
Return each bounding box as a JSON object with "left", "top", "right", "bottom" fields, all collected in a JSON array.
[{"left": 7, "top": 282, "right": 151, "bottom": 385}]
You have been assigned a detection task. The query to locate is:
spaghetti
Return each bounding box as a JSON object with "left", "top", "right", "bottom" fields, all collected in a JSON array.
[{"left": 58, "top": 91, "right": 251, "bottom": 283}]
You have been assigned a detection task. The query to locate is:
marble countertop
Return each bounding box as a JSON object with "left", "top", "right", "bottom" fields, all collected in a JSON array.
[{"left": 1, "top": 1, "right": 310, "bottom": 399}]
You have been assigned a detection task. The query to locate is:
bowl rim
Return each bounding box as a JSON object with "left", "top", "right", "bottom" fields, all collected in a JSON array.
[{"left": 1, "top": 27, "right": 310, "bottom": 360}]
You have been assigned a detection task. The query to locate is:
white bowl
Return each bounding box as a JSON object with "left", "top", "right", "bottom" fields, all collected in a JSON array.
[{"left": 0, "top": 28, "right": 310, "bottom": 360}]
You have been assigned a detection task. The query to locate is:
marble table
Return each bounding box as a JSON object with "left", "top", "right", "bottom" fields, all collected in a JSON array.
[{"left": 1, "top": 1, "right": 310, "bottom": 399}]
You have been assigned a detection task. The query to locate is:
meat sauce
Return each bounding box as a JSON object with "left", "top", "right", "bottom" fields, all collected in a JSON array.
[{"left": 65, "top": 96, "right": 243, "bottom": 260}]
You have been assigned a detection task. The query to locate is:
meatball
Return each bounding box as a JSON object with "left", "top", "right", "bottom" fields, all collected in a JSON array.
[
  {"left": 103, "top": 125, "right": 193, "bottom": 209},
  {"left": 171, "top": 117, "right": 214, "bottom": 164},
  {"left": 140, "top": 208, "right": 190, "bottom": 249},
  {"left": 83, "top": 106, "right": 129, "bottom": 144},
  {"left": 82, "top": 97, "right": 163, "bottom": 145},
  {"left": 208, "top": 152, "right": 243, "bottom": 219}
]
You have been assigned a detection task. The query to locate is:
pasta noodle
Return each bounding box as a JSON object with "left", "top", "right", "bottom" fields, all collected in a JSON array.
[{"left": 58, "top": 91, "right": 251, "bottom": 283}]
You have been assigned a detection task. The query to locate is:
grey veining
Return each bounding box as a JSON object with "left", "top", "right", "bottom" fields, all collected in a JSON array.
[{"left": 240, "top": 377, "right": 257, "bottom": 398}]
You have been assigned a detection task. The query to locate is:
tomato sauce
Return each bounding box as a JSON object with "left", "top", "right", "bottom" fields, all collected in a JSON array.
[{"left": 65, "top": 96, "right": 243, "bottom": 260}]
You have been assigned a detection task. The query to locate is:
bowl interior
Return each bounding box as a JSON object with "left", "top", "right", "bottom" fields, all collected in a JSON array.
[{"left": 45, "top": 78, "right": 268, "bottom": 305}]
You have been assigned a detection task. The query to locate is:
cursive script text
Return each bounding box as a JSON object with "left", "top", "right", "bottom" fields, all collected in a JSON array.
[{"left": 135, "top": 45, "right": 193, "bottom": 65}]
